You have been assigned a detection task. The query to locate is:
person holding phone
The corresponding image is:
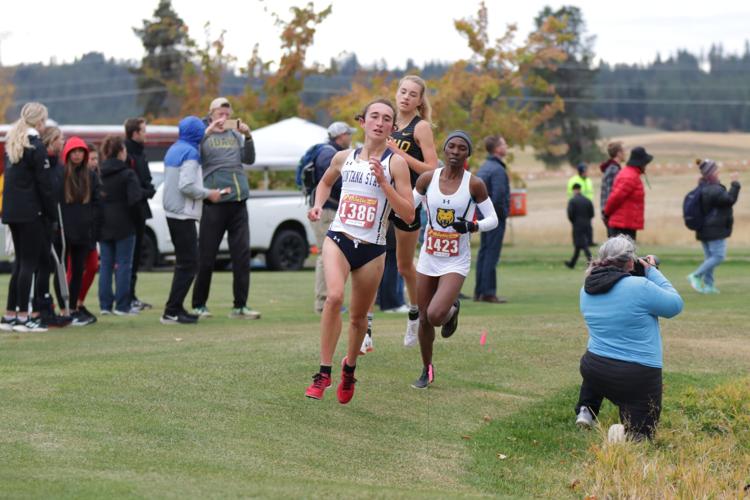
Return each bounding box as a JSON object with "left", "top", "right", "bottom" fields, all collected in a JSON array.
[
  {"left": 192, "top": 97, "right": 259, "bottom": 320},
  {"left": 304, "top": 99, "right": 414, "bottom": 404}
]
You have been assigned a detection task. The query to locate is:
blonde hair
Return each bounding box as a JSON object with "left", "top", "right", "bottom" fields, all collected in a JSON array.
[
  {"left": 41, "top": 126, "right": 62, "bottom": 150},
  {"left": 6, "top": 102, "right": 48, "bottom": 164},
  {"left": 398, "top": 75, "right": 432, "bottom": 124}
]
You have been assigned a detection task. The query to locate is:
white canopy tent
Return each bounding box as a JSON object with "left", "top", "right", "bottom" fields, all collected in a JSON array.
[{"left": 249, "top": 116, "right": 329, "bottom": 169}]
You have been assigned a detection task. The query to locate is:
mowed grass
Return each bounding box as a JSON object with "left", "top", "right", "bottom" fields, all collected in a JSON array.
[{"left": 1, "top": 246, "right": 749, "bottom": 498}]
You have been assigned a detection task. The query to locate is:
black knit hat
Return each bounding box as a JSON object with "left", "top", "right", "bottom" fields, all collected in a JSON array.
[
  {"left": 627, "top": 146, "right": 653, "bottom": 168},
  {"left": 443, "top": 130, "right": 473, "bottom": 157}
]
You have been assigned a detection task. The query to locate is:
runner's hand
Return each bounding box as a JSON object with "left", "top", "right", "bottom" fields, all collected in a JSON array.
[
  {"left": 385, "top": 137, "right": 403, "bottom": 156},
  {"left": 369, "top": 157, "right": 387, "bottom": 185},
  {"left": 451, "top": 217, "right": 477, "bottom": 234},
  {"left": 308, "top": 206, "right": 322, "bottom": 222}
]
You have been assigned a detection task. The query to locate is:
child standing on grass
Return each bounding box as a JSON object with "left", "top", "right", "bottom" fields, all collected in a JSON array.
[{"left": 565, "top": 183, "right": 594, "bottom": 269}]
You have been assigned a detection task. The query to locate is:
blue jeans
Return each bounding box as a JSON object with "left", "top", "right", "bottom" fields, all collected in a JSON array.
[
  {"left": 693, "top": 239, "right": 727, "bottom": 287},
  {"left": 99, "top": 235, "right": 136, "bottom": 312},
  {"left": 474, "top": 219, "right": 506, "bottom": 298}
]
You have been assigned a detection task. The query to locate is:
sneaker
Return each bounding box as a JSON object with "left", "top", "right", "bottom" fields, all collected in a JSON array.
[
  {"left": 131, "top": 299, "right": 153, "bottom": 311},
  {"left": 179, "top": 309, "right": 200, "bottom": 321},
  {"left": 192, "top": 306, "right": 212, "bottom": 318},
  {"left": 703, "top": 284, "right": 720, "bottom": 294},
  {"left": 304, "top": 373, "right": 332, "bottom": 400},
  {"left": 44, "top": 314, "right": 72, "bottom": 328},
  {"left": 100, "top": 309, "right": 113, "bottom": 316},
  {"left": 229, "top": 306, "right": 261, "bottom": 320},
  {"left": 564, "top": 260, "right": 575, "bottom": 269},
  {"left": 0, "top": 316, "right": 18, "bottom": 332},
  {"left": 575, "top": 407, "right": 594, "bottom": 429},
  {"left": 411, "top": 364, "right": 434, "bottom": 389},
  {"left": 384, "top": 304, "right": 410, "bottom": 314},
  {"left": 337, "top": 357, "right": 357, "bottom": 404},
  {"left": 404, "top": 317, "right": 419, "bottom": 347},
  {"left": 160, "top": 311, "right": 198, "bottom": 325},
  {"left": 113, "top": 307, "right": 139, "bottom": 316},
  {"left": 13, "top": 317, "right": 48, "bottom": 333},
  {"left": 608, "top": 423, "right": 626, "bottom": 443},
  {"left": 360, "top": 333, "right": 373, "bottom": 355},
  {"left": 440, "top": 300, "right": 460, "bottom": 338},
  {"left": 687, "top": 274, "right": 704, "bottom": 293},
  {"left": 71, "top": 310, "right": 97, "bottom": 327},
  {"left": 78, "top": 305, "right": 96, "bottom": 321}
]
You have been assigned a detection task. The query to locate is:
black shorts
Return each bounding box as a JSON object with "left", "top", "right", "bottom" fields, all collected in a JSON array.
[
  {"left": 388, "top": 207, "right": 421, "bottom": 232},
  {"left": 326, "top": 230, "right": 386, "bottom": 270}
]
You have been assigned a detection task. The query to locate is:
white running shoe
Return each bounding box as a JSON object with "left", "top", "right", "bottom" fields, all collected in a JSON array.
[
  {"left": 608, "top": 423, "right": 626, "bottom": 443},
  {"left": 575, "top": 407, "right": 594, "bottom": 428},
  {"left": 403, "top": 318, "right": 419, "bottom": 347},
  {"left": 360, "top": 334, "right": 373, "bottom": 355}
]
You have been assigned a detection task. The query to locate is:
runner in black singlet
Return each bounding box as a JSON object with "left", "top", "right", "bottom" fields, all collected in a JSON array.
[{"left": 384, "top": 75, "right": 439, "bottom": 349}]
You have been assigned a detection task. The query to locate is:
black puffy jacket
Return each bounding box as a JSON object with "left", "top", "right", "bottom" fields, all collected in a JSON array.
[
  {"left": 697, "top": 181, "right": 741, "bottom": 241},
  {"left": 1, "top": 132, "right": 57, "bottom": 224},
  {"left": 99, "top": 158, "right": 143, "bottom": 241}
]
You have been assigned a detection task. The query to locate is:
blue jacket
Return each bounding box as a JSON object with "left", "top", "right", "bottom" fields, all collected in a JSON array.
[
  {"left": 476, "top": 156, "right": 510, "bottom": 220},
  {"left": 580, "top": 266, "right": 683, "bottom": 368},
  {"left": 163, "top": 117, "right": 210, "bottom": 220},
  {"left": 313, "top": 140, "right": 344, "bottom": 210}
]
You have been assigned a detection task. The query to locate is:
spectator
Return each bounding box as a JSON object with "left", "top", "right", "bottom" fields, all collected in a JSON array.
[
  {"left": 161, "top": 116, "right": 221, "bottom": 325},
  {"left": 566, "top": 162, "right": 594, "bottom": 201},
  {"left": 59, "top": 137, "right": 100, "bottom": 326},
  {"left": 565, "top": 183, "right": 594, "bottom": 269},
  {"left": 66, "top": 143, "right": 101, "bottom": 325},
  {"left": 191, "top": 97, "right": 259, "bottom": 320},
  {"left": 1, "top": 102, "right": 55, "bottom": 332},
  {"left": 474, "top": 134, "right": 510, "bottom": 304},
  {"left": 603, "top": 146, "right": 653, "bottom": 241},
  {"left": 574, "top": 235, "right": 683, "bottom": 441},
  {"left": 98, "top": 136, "right": 143, "bottom": 315},
  {"left": 687, "top": 160, "right": 741, "bottom": 294},
  {"left": 599, "top": 141, "right": 625, "bottom": 237},
  {"left": 311, "top": 121, "right": 354, "bottom": 313},
  {"left": 124, "top": 117, "right": 156, "bottom": 311}
]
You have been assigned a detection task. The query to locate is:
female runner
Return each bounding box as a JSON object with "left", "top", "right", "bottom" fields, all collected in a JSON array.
[
  {"left": 385, "top": 75, "right": 438, "bottom": 348},
  {"left": 411, "top": 131, "right": 498, "bottom": 389},
  {"left": 305, "top": 99, "right": 415, "bottom": 404}
]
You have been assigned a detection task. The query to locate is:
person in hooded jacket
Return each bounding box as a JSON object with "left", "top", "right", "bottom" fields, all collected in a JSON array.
[
  {"left": 97, "top": 135, "right": 144, "bottom": 315},
  {"left": 603, "top": 147, "right": 653, "bottom": 241},
  {"left": 687, "top": 160, "right": 741, "bottom": 294},
  {"left": 565, "top": 183, "right": 594, "bottom": 269},
  {"left": 1, "top": 102, "right": 56, "bottom": 333},
  {"left": 573, "top": 235, "right": 683, "bottom": 441},
  {"left": 58, "top": 137, "right": 101, "bottom": 326},
  {"left": 599, "top": 141, "right": 624, "bottom": 237},
  {"left": 161, "top": 116, "right": 222, "bottom": 325}
]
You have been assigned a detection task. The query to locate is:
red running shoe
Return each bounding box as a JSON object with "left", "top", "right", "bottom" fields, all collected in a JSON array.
[
  {"left": 305, "top": 373, "right": 332, "bottom": 400},
  {"left": 337, "top": 357, "right": 357, "bottom": 404}
]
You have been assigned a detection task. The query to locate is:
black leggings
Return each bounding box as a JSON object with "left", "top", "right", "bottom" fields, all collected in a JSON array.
[
  {"left": 64, "top": 242, "right": 90, "bottom": 313},
  {"left": 8, "top": 220, "right": 46, "bottom": 314},
  {"left": 576, "top": 351, "right": 662, "bottom": 440}
]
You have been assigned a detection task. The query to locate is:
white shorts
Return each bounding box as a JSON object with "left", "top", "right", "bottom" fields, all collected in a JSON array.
[{"left": 416, "top": 247, "right": 471, "bottom": 277}]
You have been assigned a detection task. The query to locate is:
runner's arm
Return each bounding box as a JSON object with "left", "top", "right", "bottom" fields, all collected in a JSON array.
[
  {"left": 376, "top": 155, "right": 415, "bottom": 223},
  {"left": 471, "top": 176, "right": 498, "bottom": 232},
  {"left": 412, "top": 170, "right": 434, "bottom": 207}
]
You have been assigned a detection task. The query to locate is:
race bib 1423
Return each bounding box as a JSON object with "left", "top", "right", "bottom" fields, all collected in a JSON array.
[{"left": 424, "top": 228, "right": 460, "bottom": 257}]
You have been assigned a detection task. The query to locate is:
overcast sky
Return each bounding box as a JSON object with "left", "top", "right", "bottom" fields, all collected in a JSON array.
[{"left": 1, "top": 0, "right": 749, "bottom": 69}]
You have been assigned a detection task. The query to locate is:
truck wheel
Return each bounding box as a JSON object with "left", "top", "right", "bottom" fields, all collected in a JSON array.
[
  {"left": 140, "top": 231, "right": 159, "bottom": 271},
  {"left": 267, "top": 229, "right": 307, "bottom": 271}
]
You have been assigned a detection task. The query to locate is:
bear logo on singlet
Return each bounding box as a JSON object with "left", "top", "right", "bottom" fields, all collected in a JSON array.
[{"left": 436, "top": 208, "right": 455, "bottom": 228}]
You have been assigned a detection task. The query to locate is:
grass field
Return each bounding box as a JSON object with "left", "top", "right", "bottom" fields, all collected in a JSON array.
[{"left": 2, "top": 245, "right": 749, "bottom": 498}]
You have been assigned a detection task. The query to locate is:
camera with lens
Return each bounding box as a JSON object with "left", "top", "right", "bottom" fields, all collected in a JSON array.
[{"left": 631, "top": 255, "right": 660, "bottom": 277}]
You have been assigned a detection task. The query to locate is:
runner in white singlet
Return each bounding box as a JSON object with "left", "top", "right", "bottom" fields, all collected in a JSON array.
[
  {"left": 304, "top": 99, "right": 414, "bottom": 405},
  {"left": 411, "top": 131, "right": 499, "bottom": 389}
]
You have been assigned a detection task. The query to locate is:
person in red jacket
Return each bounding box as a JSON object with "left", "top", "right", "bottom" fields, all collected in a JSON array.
[{"left": 602, "top": 147, "right": 653, "bottom": 240}]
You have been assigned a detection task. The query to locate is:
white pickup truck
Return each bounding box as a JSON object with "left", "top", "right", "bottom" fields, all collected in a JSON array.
[{"left": 144, "top": 163, "right": 316, "bottom": 271}]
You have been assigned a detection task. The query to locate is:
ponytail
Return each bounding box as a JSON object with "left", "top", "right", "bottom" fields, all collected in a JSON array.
[{"left": 6, "top": 102, "right": 48, "bottom": 164}]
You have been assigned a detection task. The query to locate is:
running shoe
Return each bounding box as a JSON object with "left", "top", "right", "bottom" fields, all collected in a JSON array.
[
  {"left": 576, "top": 407, "right": 594, "bottom": 429},
  {"left": 131, "top": 299, "right": 153, "bottom": 311},
  {"left": 687, "top": 274, "right": 704, "bottom": 293},
  {"left": 229, "top": 306, "right": 261, "bottom": 320},
  {"left": 337, "top": 357, "right": 357, "bottom": 404},
  {"left": 44, "top": 313, "right": 72, "bottom": 328},
  {"left": 192, "top": 306, "right": 212, "bottom": 318},
  {"left": 404, "top": 318, "right": 419, "bottom": 347},
  {"left": 360, "top": 333, "right": 373, "bottom": 355},
  {"left": 440, "top": 300, "right": 461, "bottom": 338},
  {"left": 0, "top": 316, "right": 18, "bottom": 332},
  {"left": 703, "top": 284, "right": 720, "bottom": 294},
  {"left": 411, "top": 364, "right": 434, "bottom": 389},
  {"left": 113, "top": 307, "right": 140, "bottom": 316},
  {"left": 13, "top": 317, "right": 48, "bottom": 333},
  {"left": 608, "top": 423, "right": 626, "bottom": 443},
  {"left": 71, "top": 310, "right": 97, "bottom": 327},
  {"left": 160, "top": 311, "right": 198, "bottom": 325},
  {"left": 305, "top": 373, "right": 332, "bottom": 400},
  {"left": 100, "top": 309, "right": 113, "bottom": 316}
]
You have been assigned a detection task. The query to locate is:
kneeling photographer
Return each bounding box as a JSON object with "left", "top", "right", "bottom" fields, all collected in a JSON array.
[{"left": 573, "top": 235, "right": 683, "bottom": 441}]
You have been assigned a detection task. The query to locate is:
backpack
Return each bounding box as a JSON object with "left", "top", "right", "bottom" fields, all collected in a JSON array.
[
  {"left": 683, "top": 184, "right": 706, "bottom": 230},
  {"left": 295, "top": 143, "right": 328, "bottom": 198}
]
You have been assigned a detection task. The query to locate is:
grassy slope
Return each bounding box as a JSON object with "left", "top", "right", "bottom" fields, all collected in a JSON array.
[{"left": 1, "top": 246, "right": 749, "bottom": 498}]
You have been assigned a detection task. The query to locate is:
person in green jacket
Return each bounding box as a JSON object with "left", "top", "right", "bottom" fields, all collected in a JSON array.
[{"left": 567, "top": 162, "right": 594, "bottom": 201}]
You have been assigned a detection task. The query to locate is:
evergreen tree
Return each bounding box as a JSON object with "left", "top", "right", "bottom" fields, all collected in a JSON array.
[{"left": 133, "top": 0, "right": 192, "bottom": 118}]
